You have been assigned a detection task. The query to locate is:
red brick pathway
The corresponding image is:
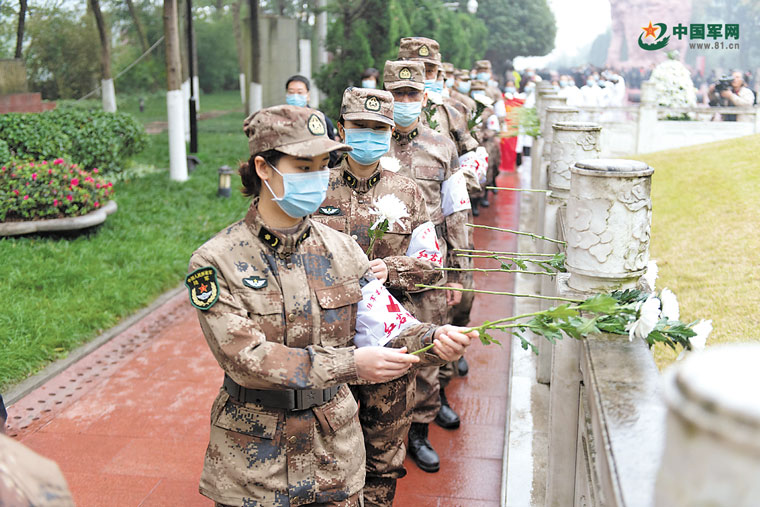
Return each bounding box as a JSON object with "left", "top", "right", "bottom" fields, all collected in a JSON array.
[{"left": 6, "top": 171, "right": 519, "bottom": 506}]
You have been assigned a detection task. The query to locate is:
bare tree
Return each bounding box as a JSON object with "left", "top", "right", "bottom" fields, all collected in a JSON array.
[
  {"left": 15, "top": 0, "right": 27, "bottom": 59},
  {"left": 89, "top": 0, "right": 116, "bottom": 111}
]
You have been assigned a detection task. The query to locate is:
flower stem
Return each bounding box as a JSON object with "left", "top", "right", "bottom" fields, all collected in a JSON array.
[
  {"left": 486, "top": 186, "right": 551, "bottom": 194},
  {"left": 415, "top": 284, "right": 583, "bottom": 303},
  {"left": 409, "top": 343, "right": 434, "bottom": 355},
  {"left": 435, "top": 267, "right": 554, "bottom": 276},
  {"left": 466, "top": 223, "right": 566, "bottom": 245},
  {"left": 452, "top": 248, "right": 555, "bottom": 257}
]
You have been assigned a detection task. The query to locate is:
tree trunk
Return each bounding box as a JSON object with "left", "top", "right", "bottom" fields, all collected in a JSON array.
[
  {"left": 247, "top": 0, "right": 261, "bottom": 114},
  {"left": 164, "top": 0, "right": 188, "bottom": 181},
  {"left": 89, "top": 0, "right": 116, "bottom": 112},
  {"left": 15, "top": 0, "right": 27, "bottom": 59},
  {"left": 126, "top": 0, "right": 150, "bottom": 53},
  {"left": 231, "top": 0, "right": 247, "bottom": 104}
]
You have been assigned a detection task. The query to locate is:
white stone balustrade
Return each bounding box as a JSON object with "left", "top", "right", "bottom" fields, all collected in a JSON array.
[{"left": 548, "top": 122, "right": 602, "bottom": 200}]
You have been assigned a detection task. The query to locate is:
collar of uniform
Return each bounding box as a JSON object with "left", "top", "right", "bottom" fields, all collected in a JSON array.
[
  {"left": 392, "top": 127, "right": 419, "bottom": 144},
  {"left": 244, "top": 198, "right": 312, "bottom": 256},
  {"left": 342, "top": 165, "right": 382, "bottom": 194}
]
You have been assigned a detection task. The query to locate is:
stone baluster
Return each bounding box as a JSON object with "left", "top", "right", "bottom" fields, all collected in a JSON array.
[
  {"left": 546, "top": 159, "right": 655, "bottom": 506},
  {"left": 565, "top": 159, "right": 654, "bottom": 293},
  {"left": 656, "top": 344, "right": 760, "bottom": 506},
  {"left": 636, "top": 81, "right": 657, "bottom": 154},
  {"left": 536, "top": 122, "right": 602, "bottom": 385}
]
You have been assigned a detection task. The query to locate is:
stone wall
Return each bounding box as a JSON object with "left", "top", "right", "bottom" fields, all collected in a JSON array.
[{"left": 0, "top": 59, "right": 27, "bottom": 95}]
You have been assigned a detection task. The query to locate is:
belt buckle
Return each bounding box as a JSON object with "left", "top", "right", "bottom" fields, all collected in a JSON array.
[{"left": 295, "top": 389, "right": 320, "bottom": 410}]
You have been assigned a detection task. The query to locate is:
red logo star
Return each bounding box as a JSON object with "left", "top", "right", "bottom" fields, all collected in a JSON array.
[{"left": 198, "top": 283, "right": 208, "bottom": 292}]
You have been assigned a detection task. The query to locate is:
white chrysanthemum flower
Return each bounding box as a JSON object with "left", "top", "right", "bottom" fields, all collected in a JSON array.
[
  {"left": 659, "top": 288, "right": 680, "bottom": 321},
  {"left": 426, "top": 91, "right": 444, "bottom": 105},
  {"left": 626, "top": 295, "right": 661, "bottom": 342},
  {"left": 379, "top": 156, "right": 400, "bottom": 173},
  {"left": 473, "top": 94, "right": 494, "bottom": 107},
  {"left": 370, "top": 194, "right": 409, "bottom": 231},
  {"left": 689, "top": 319, "right": 713, "bottom": 351},
  {"left": 643, "top": 260, "right": 658, "bottom": 290},
  {"left": 648, "top": 60, "right": 697, "bottom": 110}
]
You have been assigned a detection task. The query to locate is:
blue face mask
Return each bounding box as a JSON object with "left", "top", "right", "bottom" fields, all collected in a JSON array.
[
  {"left": 476, "top": 72, "right": 491, "bottom": 82},
  {"left": 445, "top": 78, "right": 454, "bottom": 88},
  {"left": 344, "top": 128, "right": 391, "bottom": 165},
  {"left": 559, "top": 81, "right": 568, "bottom": 88},
  {"left": 424, "top": 79, "right": 443, "bottom": 95},
  {"left": 264, "top": 162, "right": 329, "bottom": 218},
  {"left": 457, "top": 81, "right": 471, "bottom": 94},
  {"left": 472, "top": 90, "right": 486, "bottom": 98},
  {"left": 393, "top": 101, "right": 422, "bottom": 127},
  {"left": 285, "top": 93, "right": 308, "bottom": 107},
  {"left": 361, "top": 79, "right": 376, "bottom": 89},
  {"left": 505, "top": 86, "right": 516, "bottom": 94}
]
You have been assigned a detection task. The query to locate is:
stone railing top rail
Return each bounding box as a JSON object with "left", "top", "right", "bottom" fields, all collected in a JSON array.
[{"left": 580, "top": 105, "right": 758, "bottom": 115}]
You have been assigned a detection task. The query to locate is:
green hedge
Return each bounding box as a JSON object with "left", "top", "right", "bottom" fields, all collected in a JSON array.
[{"left": 0, "top": 107, "right": 148, "bottom": 176}]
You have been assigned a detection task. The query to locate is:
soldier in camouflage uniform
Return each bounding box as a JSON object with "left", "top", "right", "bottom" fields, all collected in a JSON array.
[
  {"left": 0, "top": 409, "right": 74, "bottom": 506},
  {"left": 472, "top": 60, "right": 505, "bottom": 205},
  {"left": 189, "top": 105, "right": 476, "bottom": 507},
  {"left": 383, "top": 60, "right": 474, "bottom": 473},
  {"left": 451, "top": 69, "right": 477, "bottom": 115},
  {"left": 398, "top": 39, "right": 486, "bottom": 389},
  {"left": 312, "top": 87, "right": 447, "bottom": 506},
  {"left": 471, "top": 79, "right": 502, "bottom": 205}
]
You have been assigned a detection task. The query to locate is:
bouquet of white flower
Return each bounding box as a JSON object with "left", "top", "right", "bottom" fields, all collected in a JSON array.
[{"left": 648, "top": 59, "right": 697, "bottom": 119}]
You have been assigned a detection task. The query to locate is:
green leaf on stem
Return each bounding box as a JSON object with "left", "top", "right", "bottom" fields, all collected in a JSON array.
[{"left": 577, "top": 294, "right": 619, "bottom": 314}]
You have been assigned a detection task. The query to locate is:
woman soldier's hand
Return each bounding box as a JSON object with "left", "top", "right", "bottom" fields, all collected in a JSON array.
[
  {"left": 355, "top": 346, "right": 420, "bottom": 383},
  {"left": 432, "top": 325, "right": 478, "bottom": 362}
]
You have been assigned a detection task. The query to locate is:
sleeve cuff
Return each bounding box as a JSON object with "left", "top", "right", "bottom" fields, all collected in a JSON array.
[{"left": 331, "top": 347, "right": 359, "bottom": 384}]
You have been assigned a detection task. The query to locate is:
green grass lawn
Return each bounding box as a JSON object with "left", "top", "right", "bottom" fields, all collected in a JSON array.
[
  {"left": 634, "top": 133, "right": 760, "bottom": 368},
  {"left": 59, "top": 89, "right": 244, "bottom": 126},
  {"left": 1, "top": 105, "right": 251, "bottom": 391}
]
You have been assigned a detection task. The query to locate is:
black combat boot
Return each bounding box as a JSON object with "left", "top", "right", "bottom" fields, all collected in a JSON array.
[
  {"left": 407, "top": 422, "right": 440, "bottom": 473},
  {"left": 480, "top": 194, "right": 490, "bottom": 207},
  {"left": 456, "top": 355, "right": 469, "bottom": 377},
  {"left": 434, "top": 387, "right": 461, "bottom": 429},
  {"left": 471, "top": 197, "right": 480, "bottom": 217}
]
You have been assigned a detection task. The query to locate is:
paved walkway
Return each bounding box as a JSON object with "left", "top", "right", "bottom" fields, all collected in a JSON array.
[{"left": 7, "top": 170, "right": 519, "bottom": 506}]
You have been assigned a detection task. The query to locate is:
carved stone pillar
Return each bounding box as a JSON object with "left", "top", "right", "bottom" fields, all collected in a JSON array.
[
  {"left": 548, "top": 122, "right": 603, "bottom": 202},
  {"left": 566, "top": 159, "right": 654, "bottom": 292},
  {"left": 656, "top": 344, "right": 760, "bottom": 506}
]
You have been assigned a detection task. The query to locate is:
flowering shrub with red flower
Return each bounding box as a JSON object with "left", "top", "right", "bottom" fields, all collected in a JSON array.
[{"left": 1, "top": 158, "right": 114, "bottom": 222}]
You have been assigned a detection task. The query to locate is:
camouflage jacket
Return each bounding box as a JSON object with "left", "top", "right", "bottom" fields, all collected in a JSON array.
[
  {"left": 388, "top": 123, "right": 472, "bottom": 285},
  {"left": 312, "top": 158, "right": 445, "bottom": 324},
  {"left": 449, "top": 89, "right": 477, "bottom": 116},
  {"left": 422, "top": 96, "right": 479, "bottom": 157},
  {"left": 188, "top": 201, "right": 435, "bottom": 506},
  {"left": 0, "top": 434, "right": 74, "bottom": 506}
]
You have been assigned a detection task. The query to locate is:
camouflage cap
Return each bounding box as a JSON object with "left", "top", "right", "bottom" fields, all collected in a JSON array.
[
  {"left": 454, "top": 69, "right": 471, "bottom": 81},
  {"left": 243, "top": 105, "right": 350, "bottom": 157},
  {"left": 383, "top": 60, "right": 425, "bottom": 92},
  {"left": 398, "top": 37, "right": 441, "bottom": 66},
  {"left": 474, "top": 60, "right": 492, "bottom": 73},
  {"left": 442, "top": 62, "right": 455, "bottom": 75},
  {"left": 340, "top": 87, "right": 394, "bottom": 127},
  {"left": 470, "top": 80, "right": 488, "bottom": 91}
]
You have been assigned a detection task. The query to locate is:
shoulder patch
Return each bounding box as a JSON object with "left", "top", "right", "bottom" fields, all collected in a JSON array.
[
  {"left": 319, "top": 206, "right": 342, "bottom": 216},
  {"left": 307, "top": 113, "right": 326, "bottom": 136},
  {"left": 186, "top": 266, "right": 220, "bottom": 310},
  {"left": 242, "top": 275, "right": 268, "bottom": 289}
]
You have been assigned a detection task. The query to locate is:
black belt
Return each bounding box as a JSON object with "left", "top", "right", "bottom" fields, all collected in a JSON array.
[{"left": 223, "top": 375, "right": 339, "bottom": 411}]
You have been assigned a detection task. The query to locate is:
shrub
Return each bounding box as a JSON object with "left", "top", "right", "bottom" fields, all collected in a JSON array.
[
  {"left": 0, "top": 107, "right": 148, "bottom": 177},
  {"left": 0, "top": 159, "right": 114, "bottom": 222}
]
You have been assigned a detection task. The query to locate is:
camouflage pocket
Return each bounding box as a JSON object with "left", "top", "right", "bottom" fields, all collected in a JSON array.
[
  {"left": 214, "top": 398, "right": 281, "bottom": 446},
  {"left": 313, "top": 385, "right": 358, "bottom": 435},
  {"left": 315, "top": 282, "right": 362, "bottom": 347},
  {"left": 236, "top": 290, "right": 285, "bottom": 343}
]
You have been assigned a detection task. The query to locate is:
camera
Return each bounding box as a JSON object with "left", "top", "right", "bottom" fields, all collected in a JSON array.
[{"left": 714, "top": 75, "right": 733, "bottom": 92}]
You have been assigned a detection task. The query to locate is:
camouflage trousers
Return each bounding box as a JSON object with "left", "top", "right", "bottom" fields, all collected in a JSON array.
[
  {"left": 216, "top": 491, "right": 362, "bottom": 507},
  {"left": 351, "top": 370, "right": 415, "bottom": 507},
  {"left": 485, "top": 136, "right": 501, "bottom": 188},
  {"left": 411, "top": 365, "right": 440, "bottom": 424}
]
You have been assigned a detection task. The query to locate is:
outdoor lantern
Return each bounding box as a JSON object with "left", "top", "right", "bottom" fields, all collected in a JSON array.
[{"left": 218, "top": 165, "right": 234, "bottom": 197}]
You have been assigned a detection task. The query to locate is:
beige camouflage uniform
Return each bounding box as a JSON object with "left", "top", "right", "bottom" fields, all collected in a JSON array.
[
  {"left": 189, "top": 106, "right": 437, "bottom": 507},
  {"left": 0, "top": 434, "right": 75, "bottom": 506},
  {"left": 312, "top": 88, "right": 445, "bottom": 507},
  {"left": 383, "top": 60, "right": 471, "bottom": 423}
]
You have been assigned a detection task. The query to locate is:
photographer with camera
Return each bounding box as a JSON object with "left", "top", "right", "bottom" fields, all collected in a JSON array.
[{"left": 708, "top": 70, "right": 756, "bottom": 122}]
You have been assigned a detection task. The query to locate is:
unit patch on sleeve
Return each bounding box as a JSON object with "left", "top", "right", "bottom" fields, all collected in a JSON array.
[{"left": 186, "top": 266, "right": 220, "bottom": 310}]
